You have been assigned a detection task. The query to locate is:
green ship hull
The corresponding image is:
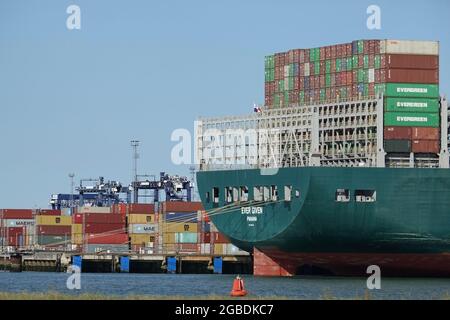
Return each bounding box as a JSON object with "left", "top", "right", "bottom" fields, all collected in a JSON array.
[{"left": 197, "top": 167, "right": 450, "bottom": 276}]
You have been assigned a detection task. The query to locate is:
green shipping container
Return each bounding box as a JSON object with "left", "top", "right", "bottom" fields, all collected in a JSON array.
[
  {"left": 315, "top": 48, "right": 320, "bottom": 61},
  {"left": 364, "top": 55, "right": 369, "bottom": 69},
  {"left": 309, "top": 49, "right": 314, "bottom": 62},
  {"left": 384, "top": 112, "right": 440, "bottom": 127},
  {"left": 288, "top": 77, "right": 294, "bottom": 91},
  {"left": 284, "top": 92, "right": 289, "bottom": 106},
  {"left": 289, "top": 64, "right": 294, "bottom": 77},
  {"left": 385, "top": 97, "right": 440, "bottom": 113},
  {"left": 352, "top": 55, "right": 359, "bottom": 69},
  {"left": 264, "top": 69, "right": 274, "bottom": 82},
  {"left": 358, "top": 69, "right": 364, "bottom": 83},
  {"left": 384, "top": 140, "right": 411, "bottom": 153},
  {"left": 175, "top": 232, "right": 198, "bottom": 244},
  {"left": 265, "top": 55, "right": 274, "bottom": 69},
  {"left": 358, "top": 40, "right": 364, "bottom": 54},
  {"left": 347, "top": 57, "right": 353, "bottom": 70},
  {"left": 37, "top": 235, "right": 68, "bottom": 246},
  {"left": 375, "top": 84, "right": 385, "bottom": 96},
  {"left": 299, "top": 91, "right": 305, "bottom": 105},
  {"left": 320, "top": 89, "right": 326, "bottom": 102},
  {"left": 364, "top": 83, "right": 369, "bottom": 97},
  {"left": 326, "top": 74, "right": 331, "bottom": 87},
  {"left": 374, "top": 55, "right": 381, "bottom": 69},
  {"left": 278, "top": 80, "right": 284, "bottom": 92},
  {"left": 384, "top": 83, "right": 440, "bottom": 99},
  {"left": 336, "top": 59, "right": 341, "bottom": 72},
  {"left": 315, "top": 63, "right": 320, "bottom": 75},
  {"left": 274, "top": 94, "right": 281, "bottom": 107},
  {"left": 325, "top": 60, "right": 331, "bottom": 74},
  {"left": 340, "top": 87, "right": 347, "bottom": 99}
]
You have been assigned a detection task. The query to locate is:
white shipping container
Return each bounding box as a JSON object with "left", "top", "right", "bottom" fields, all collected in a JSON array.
[
  {"left": 225, "top": 243, "right": 249, "bottom": 255},
  {"left": 304, "top": 63, "right": 310, "bottom": 77},
  {"left": 130, "top": 223, "right": 158, "bottom": 234},
  {"left": 4, "top": 219, "right": 34, "bottom": 227},
  {"left": 284, "top": 65, "right": 290, "bottom": 77},
  {"left": 381, "top": 40, "right": 439, "bottom": 55},
  {"left": 200, "top": 243, "right": 211, "bottom": 254},
  {"left": 368, "top": 68, "right": 375, "bottom": 83}
]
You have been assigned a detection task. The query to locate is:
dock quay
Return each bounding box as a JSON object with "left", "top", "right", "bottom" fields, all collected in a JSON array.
[{"left": 1, "top": 251, "right": 252, "bottom": 274}]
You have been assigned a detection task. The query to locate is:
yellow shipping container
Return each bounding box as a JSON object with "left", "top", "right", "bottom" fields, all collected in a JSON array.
[
  {"left": 72, "top": 234, "right": 83, "bottom": 244},
  {"left": 130, "top": 234, "right": 154, "bottom": 245},
  {"left": 163, "top": 232, "right": 176, "bottom": 244},
  {"left": 71, "top": 224, "right": 82, "bottom": 235},
  {"left": 214, "top": 244, "right": 225, "bottom": 255},
  {"left": 163, "top": 222, "right": 197, "bottom": 233},
  {"left": 128, "top": 214, "right": 155, "bottom": 224},
  {"left": 36, "top": 216, "right": 72, "bottom": 226}
]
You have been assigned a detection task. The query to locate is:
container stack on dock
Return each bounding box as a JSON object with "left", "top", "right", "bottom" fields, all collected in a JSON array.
[
  {"left": 161, "top": 201, "right": 202, "bottom": 254},
  {"left": 128, "top": 203, "right": 157, "bottom": 253},
  {"left": 0, "top": 209, "right": 34, "bottom": 247},
  {"left": 35, "top": 209, "right": 71, "bottom": 248},
  {"left": 78, "top": 206, "right": 128, "bottom": 253},
  {"left": 264, "top": 39, "right": 439, "bottom": 108}
]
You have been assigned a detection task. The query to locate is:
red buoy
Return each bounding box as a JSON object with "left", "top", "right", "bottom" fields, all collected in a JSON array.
[{"left": 230, "top": 275, "right": 248, "bottom": 297}]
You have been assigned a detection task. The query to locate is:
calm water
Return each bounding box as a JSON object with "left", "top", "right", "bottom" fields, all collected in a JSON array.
[{"left": 1, "top": 272, "right": 450, "bottom": 299}]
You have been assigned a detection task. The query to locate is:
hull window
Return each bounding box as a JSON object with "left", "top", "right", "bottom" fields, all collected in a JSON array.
[
  {"left": 295, "top": 189, "right": 300, "bottom": 198},
  {"left": 205, "top": 192, "right": 210, "bottom": 203},
  {"left": 254, "top": 186, "right": 263, "bottom": 201},
  {"left": 355, "top": 190, "right": 376, "bottom": 202},
  {"left": 233, "top": 187, "right": 240, "bottom": 202},
  {"left": 284, "top": 186, "right": 292, "bottom": 201},
  {"left": 240, "top": 186, "right": 249, "bottom": 202},
  {"left": 263, "top": 186, "right": 271, "bottom": 201},
  {"left": 271, "top": 185, "right": 278, "bottom": 201},
  {"left": 213, "top": 187, "right": 220, "bottom": 204},
  {"left": 335, "top": 189, "right": 350, "bottom": 202},
  {"left": 225, "top": 187, "right": 233, "bottom": 203}
]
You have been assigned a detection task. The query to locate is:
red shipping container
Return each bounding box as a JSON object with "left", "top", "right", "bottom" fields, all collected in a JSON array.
[
  {"left": 330, "top": 59, "right": 336, "bottom": 73},
  {"left": 201, "top": 232, "right": 211, "bottom": 243},
  {"left": 346, "top": 43, "right": 352, "bottom": 56},
  {"left": 384, "top": 127, "right": 412, "bottom": 140},
  {"left": 412, "top": 140, "right": 440, "bottom": 153},
  {"left": 347, "top": 71, "right": 353, "bottom": 85},
  {"left": 331, "top": 45, "right": 336, "bottom": 59},
  {"left": 385, "top": 54, "right": 438, "bottom": 70},
  {"left": 304, "top": 49, "right": 310, "bottom": 62},
  {"left": 73, "top": 213, "right": 83, "bottom": 224},
  {"left": 315, "top": 76, "right": 320, "bottom": 89},
  {"left": 163, "top": 201, "right": 203, "bottom": 213},
  {"left": 86, "top": 233, "right": 128, "bottom": 244},
  {"left": 363, "top": 40, "right": 369, "bottom": 54},
  {"left": 320, "top": 47, "right": 325, "bottom": 61},
  {"left": 85, "top": 223, "right": 125, "bottom": 234},
  {"left": 325, "top": 46, "right": 331, "bottom": 59},
  {"left": 369, "top": 54, "right": 375, "bottom": 68},
  {"left": 1, "top": 209, "right": 33, "bottom": 219},
  {"left": 212, "top": 232, "right": 230, "bottom": 244},
  {"left": 386, "top": 68, "right": 439, "bottom": 84},
  {"left": 85, "top": 213, "right": 126, "bottom": 224},
  {"left": 294, "top": 77, "right": 299, "bottom": 90},
  {"left": 310, "top": 62, "right": 314, "bottom": 76},
  {"left": 374, "top": 40, "right": 380, "bottom": 53},
  {"left": 320, "top": 61, "right": 325, "bottom": 75},
  {"left": 375, "top": 69, "right": 381, "bottom": 83},
  {"left": 37, "top": 225, "right": 71, "bottom": 235},
  {"left": 320, "top": 75, "right": 325, "bottom": 87},
  {"left": 358, "top": 54, "right": 364, "bottom": 68},
  {"left": 6, "top": 226, "right": 25, "bottom": 236},
  {"left": 352, "top": 71, "right": 357, "bottom": 84},
  {"left": 37, "top": 209, "right": 61, "bottom": 216},
  {"left": 128, "top": 203, "right": 155, "bottom": 214},
  {"left": 412, "top": 127, "right": 440, "bottom": 140},
  {"left": 369, "top": 83, "right": 375, "bottom": 96}
]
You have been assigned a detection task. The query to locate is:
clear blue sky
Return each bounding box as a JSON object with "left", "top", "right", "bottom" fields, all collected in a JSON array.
[{"left": 0, "top": 0, "right": 449, "bottom": 208}]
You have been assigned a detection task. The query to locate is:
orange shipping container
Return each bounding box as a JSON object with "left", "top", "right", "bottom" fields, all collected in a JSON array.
[
  {"left": 411, "top": 140, "right": 440, "bottom": 153},
  {"left": 412, "top": 127, "right": 440, "bottom": 140},
  {"left": 162, "top": 202, "right": 203, "bottom": 213}
]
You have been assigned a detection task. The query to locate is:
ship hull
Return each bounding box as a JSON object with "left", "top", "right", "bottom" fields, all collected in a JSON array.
[{"left": 197, "top": 167, "right": 450, "bottom": 276}]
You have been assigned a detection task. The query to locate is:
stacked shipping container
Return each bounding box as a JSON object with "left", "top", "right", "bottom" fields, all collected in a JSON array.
[
  {"left": 35, "top": 210, "right": 71, "bottom": 248},
  {"left": 264, "top": 39, "right": 439, "bottom": 109},
  {"left": 128, "top": 203, "right": 157, "bottom": 252},
  {"left": 0, "top": 209, "right": 34, "bottom": 247}
]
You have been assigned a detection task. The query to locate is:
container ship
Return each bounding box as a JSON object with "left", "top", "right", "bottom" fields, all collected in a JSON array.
[{"left": 195, "top": 39, "right": 450, "bottom": 277}]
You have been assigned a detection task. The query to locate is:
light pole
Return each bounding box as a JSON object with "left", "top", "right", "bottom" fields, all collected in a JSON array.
[
  {"left": 69, "top": 173, "right": 75, "bottom": 209},
  {"left": 130, "top": 140, "right": 140, "bottom": 203}
]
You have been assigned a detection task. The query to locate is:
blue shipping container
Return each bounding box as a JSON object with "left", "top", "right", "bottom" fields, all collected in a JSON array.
[
  {"left": 167, "top": 257, "right": 177, "bottom": 274},
  {"left": 165, "top": 212, "right": 197, "bottom": 223},
  {"left": 213, "top": 257, "right": 223, "bottom": 274},
  {"left": 120, "top": 256, "right": 130, "bottom": 273},
  {"left": 73, "top": 256, "right": 82, "bottom": 270}
]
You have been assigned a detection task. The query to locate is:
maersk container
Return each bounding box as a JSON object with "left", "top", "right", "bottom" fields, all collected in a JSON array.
[
  {"left": 383, "top": 83, "right": 439, "bottom": 98},
  {"left": 384, "top": 140, "right": 412, "bottom": 153},
  {"left": 384, "top": 112, "right": 439, "bottom": 127},
  {"left": 130, "top": 223, "right": 158, "bottom": 234},
  {"left": 4, "top": 219, "right": 34, "bottom": 227},
  {"left": 385, "top": 97, "right": 440, "bottom": 113},
  {"left": 175, "top": 232, "right": 198, "bottom": 244},
  {"left": 380, "top": 40, "right": 439, "bottom": 56}
]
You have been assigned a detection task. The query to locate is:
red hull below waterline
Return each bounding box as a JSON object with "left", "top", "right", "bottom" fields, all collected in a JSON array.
[{"left": 254, "top": 248, "right": 450, "bottom": 277}]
